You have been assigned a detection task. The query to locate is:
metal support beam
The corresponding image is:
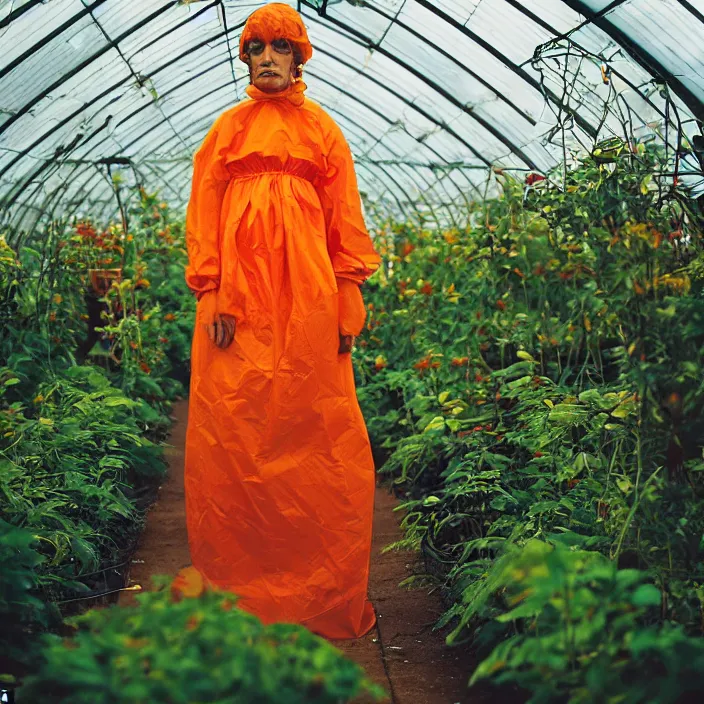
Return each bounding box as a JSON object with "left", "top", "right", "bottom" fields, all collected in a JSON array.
[
  {"left": 559, "top": 0, "right": 704, "bottom": 121},
  {"left": 0, "top": 0, "right": 108, "bottom": 81},
  {"left": 302, "top": 9, "right": 539, "bottom": 169},
  {"left": 418, "top": 0, "right": 667, "bottom": 128},
  {"left": 0, "top": 1, "right": 205, "bottom": 138}
]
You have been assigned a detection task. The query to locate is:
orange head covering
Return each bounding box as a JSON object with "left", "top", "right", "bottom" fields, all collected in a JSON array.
[{"left": 239, "top": 3, "right": 313, "bottom": 65}]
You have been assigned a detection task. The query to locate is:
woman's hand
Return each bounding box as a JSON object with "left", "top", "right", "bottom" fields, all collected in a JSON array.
[
  {"left": 339, "top": 333, "right": 354, "bottom": 354},
  {"left": 207, "top": 314, "right": 236, "bottom": 349}
]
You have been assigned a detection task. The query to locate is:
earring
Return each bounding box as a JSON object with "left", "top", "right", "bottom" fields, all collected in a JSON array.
[{"left": 295, "top": 63, "right": 304, "bottom": 82}]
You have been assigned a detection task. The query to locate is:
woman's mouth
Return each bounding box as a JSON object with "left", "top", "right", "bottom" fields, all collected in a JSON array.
[{"left": 259, "top": 70, "right": 278, "bottom": 77}]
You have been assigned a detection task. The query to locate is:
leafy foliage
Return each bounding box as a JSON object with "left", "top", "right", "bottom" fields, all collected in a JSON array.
[
  {"left": 0, "top": 186, "right": 196, "bottom": 680},
  {"left": 355, "top": 140, "right": 704, "bottom": 700},
  {"left": 0, "top": 520, "right": 55, "bottom": 684},
  {"left": 19, "top": 572, "right": 388, "bottom": 704}
]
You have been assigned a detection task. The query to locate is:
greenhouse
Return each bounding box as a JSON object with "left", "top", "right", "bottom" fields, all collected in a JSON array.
[{"left": 1, "top": 0, "right": 704, "bottom": 701}]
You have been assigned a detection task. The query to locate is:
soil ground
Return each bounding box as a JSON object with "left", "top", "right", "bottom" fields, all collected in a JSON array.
[{"left": 119, "top": 399, "right": 484, "bottom": 703}]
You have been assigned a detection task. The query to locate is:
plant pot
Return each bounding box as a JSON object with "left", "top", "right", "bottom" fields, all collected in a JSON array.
[{"left": 88, "top": 268, "right": 122, "bottom": 295}]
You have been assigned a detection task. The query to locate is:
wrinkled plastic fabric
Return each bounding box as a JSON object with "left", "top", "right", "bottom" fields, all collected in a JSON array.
[{"left": 183, "top": 78, "right": 381, "bottom": 639}]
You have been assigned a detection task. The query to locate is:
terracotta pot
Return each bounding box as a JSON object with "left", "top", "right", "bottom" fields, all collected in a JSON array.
[{"left": 88, "top": 268, "right": 122, "bottom": 295}]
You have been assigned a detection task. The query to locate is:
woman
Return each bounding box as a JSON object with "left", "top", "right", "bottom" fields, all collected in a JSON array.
[{"left": 183, "top": 3, "right": 380, "bottom": 640}]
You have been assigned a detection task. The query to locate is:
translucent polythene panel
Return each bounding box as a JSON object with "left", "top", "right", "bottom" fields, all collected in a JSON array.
[
  {"left": 603, "top": 0, "right": 704, "bottom": 103},
  {"left": 342, "top": 162, "right": 401, "bottom": 209},
  {"left": 519, "top": 138, "right": 562, "bottom": 175},
  {"left": 562, "top": 22, "right": 667, "bottom": 103},
  {"left": 305, "top": 73, "right": 431, "bottom": 158},
  {"left": 309, "top": 66, "right": 450, "bottom": 158},
  {"left": 361, "top": 60, "right": 513, "bottom": 166},
  {"left": 325, "top": 117, "right": 386, "bottom": 157},
  {"left": 222, "top": 0, "right": 279, "bottom": 28},
  {"left": 304, "top": 21, "right": 372, "bottom": 71},
  {"left": 580, "top": 0, "right": 620, "bottom": 9},
  {"left": 408, "top": 3, "right": 547, "bottom": 124},
  {"left": 0, "top": 0, "right": 41, "bottom": 19},
  {"left": 1, "top": 50, "right": 132, "bottom": 178},
  {"left": 402, "top": 2, "right": 547, "bottom": 120},
  {"left": 381, "top": 21, "right": 534, "bottom": 136},
  {"left": 0, "top": 13, "right": 105, "bottom": 127},
  {"left": 7, "top": 166, "right": 81, "bottom": 226},
  {"left": 122, "top": 7, "right": 227, "bottom": 82},
  {"left": 393, "top": 161, "right": 434, "bottom": 193},
  {"left": 161, "top": 160, "right": 191, "bottom": 193},
  {"left": 142, "top": 132, "right": 193, "bottom": 170},
  {"left": 436, "top": 168, "right": 484, "bottom": 205},
  {"left": 420, "top": 128, "right": 484, "bottom": 167},
  {"left": 528, "top": 56, "right": 607, "bottom": 131},
  {"left": 433, "top": 180, "right": 470, "bottom": 214},
  {"left": 0, "top": 0, "right": 78, "bottom": 67},
  {"left": 298, "top": 3, "right": 376, "bottom": 50},
  {"left": 409, "top": 164, "right": 455, "bottom": 197},
  {"left": 429, "top": 0, "right": 482, "bottom": 24},
  {"left": 322, "top": 0, "right": 393, "bottom": 45},
  {"left": 149, "top": 41, "right": 239, "bottom": 100},
  {"left": 473, "top": 100, "right": 553, "bottom": 164},
  {"left": 161, "top": 73, "right": 243, "bottom": 125},
  {"left": 0, "top": 102, "right": 120, "bottom": 197},
  {"left": 167, "top": 94, "right": 237, "bottom": 140},
  {"left": 54, "top": 167, "right": 108, "bottom": 216},
  {"left": 463, "top": 0, "right": 556, "bottom": 66},
  {"left": 514, "top": 0, "right": 582, "bottom": 33},
  {"left": 363, "top": 159, "right": 413, "bottom": 198},
  {"left": 151, "top": 62, "right": 242, "bottom": 120},
  {"left": 113, "top": 68, "right": 238, "bottom": 150},
  {"left": 91, "top": 0, "right": 190, "bottom": 41},
  {"left": 357, "top": 159, "right": 410, "bottom": 199}
]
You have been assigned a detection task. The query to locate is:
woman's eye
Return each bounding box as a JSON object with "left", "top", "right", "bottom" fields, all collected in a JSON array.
[
  {"left": 272, "top": 38, "right": 291, "bottom": 53},
  {"left": 248, "top": 40, "right": 264, "bottom": 55}
]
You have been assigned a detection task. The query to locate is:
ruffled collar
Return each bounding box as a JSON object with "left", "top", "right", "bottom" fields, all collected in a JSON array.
[{"left": 245, "top": 80, "right": 307, "bottom": 107}]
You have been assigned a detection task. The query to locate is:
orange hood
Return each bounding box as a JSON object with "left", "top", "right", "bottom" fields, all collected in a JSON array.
[{"left": 239, "top": 3, "right": 313, "bottom": 64}]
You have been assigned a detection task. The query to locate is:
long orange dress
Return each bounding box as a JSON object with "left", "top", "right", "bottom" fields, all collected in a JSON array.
[{"left": 183, "top": 79, "right": 381, "bottom": 640}]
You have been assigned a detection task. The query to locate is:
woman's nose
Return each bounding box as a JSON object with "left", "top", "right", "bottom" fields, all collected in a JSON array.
[{"left": 261, "top": 43, "right": 275, "bottom": 63}]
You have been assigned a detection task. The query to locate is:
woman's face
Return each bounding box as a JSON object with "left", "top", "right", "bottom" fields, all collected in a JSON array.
[{"left": 247, "top": 38, "right": 296, "bottom": 93}]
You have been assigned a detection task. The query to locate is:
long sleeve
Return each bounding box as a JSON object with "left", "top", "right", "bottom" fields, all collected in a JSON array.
[
  {"left": 337, "top": 277, "right": 367, "bottom": 336},
  {"left": 316, "top": 112, "right": 381, "bottom": 286},
  {"left": 184, "top": 114, "right": 230, "bottom": 298},
  {"left": 316, "top": 111, "right": 380, "bottom": 337}
]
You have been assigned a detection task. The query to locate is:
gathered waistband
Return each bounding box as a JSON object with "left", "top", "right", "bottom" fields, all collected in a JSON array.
[{"left": 226, "top": 153, "right": 321, "bottom": 185}]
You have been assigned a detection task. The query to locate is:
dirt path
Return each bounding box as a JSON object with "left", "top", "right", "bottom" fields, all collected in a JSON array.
[{"left": 120, "top": 400, "right": 479, "bottom": 703}]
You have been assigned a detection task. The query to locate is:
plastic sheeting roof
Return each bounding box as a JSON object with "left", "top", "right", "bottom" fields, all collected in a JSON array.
[{"left": 0, "top": 0, "right": 702, "bottom": 234}]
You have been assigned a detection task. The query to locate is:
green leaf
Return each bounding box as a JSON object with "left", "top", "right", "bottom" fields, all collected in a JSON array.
[
  {"left": 548, "top": 403, "right": 587, "bottom": 426},
  {"left": 507, "top": 375, "right": 532, "bottom": 389},
  {"left": 616, "top": 477, "right": 632, "bottom": 494},
  {"left": 631, "top": 584, "right": 661, "bottom": 607},
  {"left": 423, "top": 416, "right": 445, "bottom": 433}
]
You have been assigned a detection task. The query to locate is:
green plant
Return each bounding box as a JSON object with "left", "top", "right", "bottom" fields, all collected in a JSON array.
[
  {"left": 354, "top": 138, "right": 704, "bottom": 700},
  {"left": 19, "top": 573, "right": 389, "bottom": 704},
  {"left": 0, "top": 520, "right": 55, "bottom": 685},
  {"left": 468, "top": 540, "right": 704, "bottom": 704}
]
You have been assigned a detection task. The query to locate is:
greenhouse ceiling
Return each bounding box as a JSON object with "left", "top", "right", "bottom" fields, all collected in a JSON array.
[{"left": 0, "top": 0, "right": 703, "bottom": 233}]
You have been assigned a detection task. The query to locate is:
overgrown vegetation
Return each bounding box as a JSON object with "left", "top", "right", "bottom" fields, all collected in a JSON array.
[
  {"left": 355, "top": 138, "right": 704, "bottom": 701},
  {"left": 0, "top": 187, "right": 194, "bottom": 683},
  {"left": 18, "top": 568, "right": 387, "bottom": 704}
]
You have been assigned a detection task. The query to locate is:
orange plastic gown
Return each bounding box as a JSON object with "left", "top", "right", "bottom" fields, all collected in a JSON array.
[{"left": 183, "top": 80, "right": 381, "bottom": 640}]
